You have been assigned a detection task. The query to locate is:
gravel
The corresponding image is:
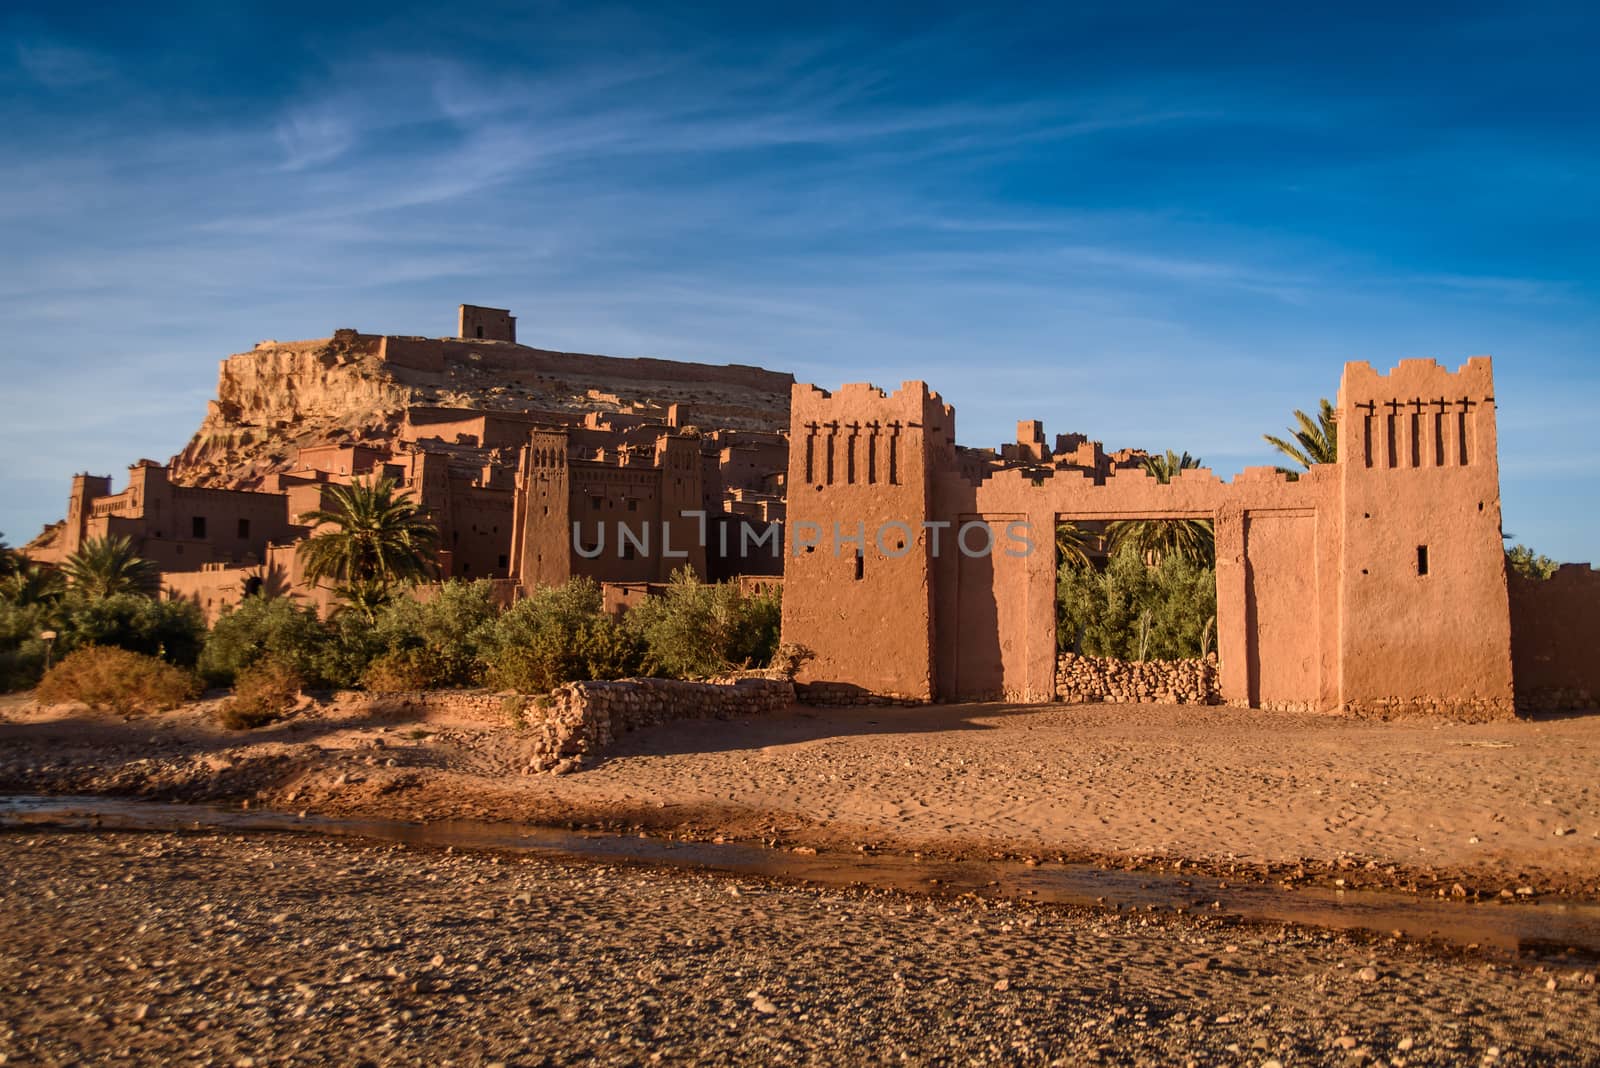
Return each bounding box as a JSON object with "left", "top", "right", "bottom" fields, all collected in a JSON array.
[{"left": 2, "top": 830, "right": 1597, "bottom": 1065}]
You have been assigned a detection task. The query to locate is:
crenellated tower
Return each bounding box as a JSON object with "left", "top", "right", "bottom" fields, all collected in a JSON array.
[
  {"left": 781, "top": 381, "right": 954, "bottom": 700},
  {"left": 1336, "top": 357, "right": 1514, "bottom": 716}
]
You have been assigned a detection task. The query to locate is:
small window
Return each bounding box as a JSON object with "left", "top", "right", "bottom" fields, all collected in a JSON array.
[
  {"left": 497, "top": 554, "right": 508, "bottom": 568},
  {"left": 237, "top": 518, "right": 250, "bottom": 539},
  {"left": 590, "top": 497, "right": 602, "bottom": 510},
  {"left": 475, "top": 325, "right": 484, "bottom": 339},
  {"left": 854, "top": 549, "right": 864, "bottom": 581},
  {"left": 191, "top": 516, "right": 207, "bottom": 538},
  {"left": 1417, "top": 545, "right": 1430, "bottom": 576},
  {"left": 627, "top": 498, "right": 638, "bottom": 512}
]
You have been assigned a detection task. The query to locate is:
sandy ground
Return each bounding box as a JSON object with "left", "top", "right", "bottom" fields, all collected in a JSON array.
[
  {"left": 3, "top": 694, "right": 1600, "bottom": 895},
  {"left": 3, "top": 830, "right": 1597, "bottom": 1066}
]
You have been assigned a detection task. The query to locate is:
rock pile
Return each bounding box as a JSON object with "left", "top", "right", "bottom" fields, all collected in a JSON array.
[{"left": 1055, "top": 652, "right": 1219, "bottom": 705}]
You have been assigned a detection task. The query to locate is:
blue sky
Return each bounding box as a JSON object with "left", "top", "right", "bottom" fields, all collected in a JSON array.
[{"left": 2, "top": 2, "right": 1596, "bottom": 561}]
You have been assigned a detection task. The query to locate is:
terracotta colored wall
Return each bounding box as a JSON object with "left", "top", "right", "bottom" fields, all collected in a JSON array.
[
  {"left": 932, "top": 462, "right": 1336, "bottom": 705},
  {"left": 781, "top": 382, "right": 952, "bottom": 701},
  {"left": 1242, "top": 514, "right": 1320, "bottom": 710},
  {"left": 1509, "top": 566, "right": 1600, "bottom": 710},
  {"left": 783, "top": 357, "right": 1524, "bottom": 717},
  {"left": 1336, "top": 358, "right": 1514, "bottom": 718},
  {"left": 458, "top": 304, "right": 516, "bottom": 343}
]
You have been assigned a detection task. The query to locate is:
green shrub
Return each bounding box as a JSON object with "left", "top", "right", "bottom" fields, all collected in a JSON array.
[
  {"left": 1507, "top": 544, "right": 1559, "bottom": 581},
  {"left": 624, "top": 569, "right": 782, "bottom": 678},
  {"left": 1058, "top": 542, "right": 1217, "bottom": 661},
  {"left": 312, "top": 610, "right": 384, "bottom": 689},
  {"left": 361, "top": 646, "right": 451, "bottom": 691},
  {"left": 481, "top": 578, "right": 642, "bottom": 693},
  {"left": 215, "top": 658, "right": 302, "bottom": 730},
  {"left": 0, "top": 599, "right": 55, "bottom": 692},
  {"left": 35, "top": 646, "right": 200, "bottom": 714},
  {"left": 368, "top": 580, "right": 498, "bottom": 688},
  {"left": 199, "top": 594, "right": 330, "bottom": 686},
  {"left": 57, "top": 593, "right": 205, "bottom": 666}
]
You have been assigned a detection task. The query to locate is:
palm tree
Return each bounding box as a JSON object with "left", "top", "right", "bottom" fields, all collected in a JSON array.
[
  {"left": 62, "top": 535, "right": 160, "bottom": 598},
  {"left": 1055, "top": 522, "right": 1097, "bottom": 569},
  {"left": 0, "top": 561, "right": 66, "bottom": 606},
  {"left": 297, "top": 477, "right": 439, "bottom": 617},
  {"left": 0, "top": 533, "right": 15, "bottom": 577},
  {"left": 1106, "top": 451, "right": 1215, "bottom": 567},
  {"left": 1264, "top": 398, "right": 1337, "bottom": 470}
]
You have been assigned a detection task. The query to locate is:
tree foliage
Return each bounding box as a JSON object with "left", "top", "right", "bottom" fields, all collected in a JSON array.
[
  {"left": 198, "top": 594, "right": 331, "bottom": 687},
  {"left": 57, "top": 593, "right": 205, "bottom": 667},
  {"left": 1506, "top": 543, "right": 1559, "bottom": 581},
  {"left": 624, "top": 568, "right": 782, "bottom": 678},
  {"left": 296, "top": 478, "right": 440, "bottom": 618},
  {"left": 0, "top": 561, "right": 65, "bottom": 607},
  {"left": 1105, "top": 451, "right": 1215, "bottom": 567},
  {"left": 62, "top": 535, "right": 159, "bottom": 599},
  {"left": 1058, "top": 541, "right": 1217, "bottom": 661},
  {"left": 1264, "top": 398, "right": 1338, "bottom": 470},
  {"left": 481, "top": 578, "right": 642, "bottom": 693},
  {"left": 366, "top": 580, "right": 501, "bottom": 688}
]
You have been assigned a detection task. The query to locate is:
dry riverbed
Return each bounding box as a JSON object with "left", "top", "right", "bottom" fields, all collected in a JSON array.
[
  {"left": 3, "top": 830, "right": 1598, "bottom": 1066},
  {"left": 3, "top": 694, "right": 1600, "bottom": 899}
]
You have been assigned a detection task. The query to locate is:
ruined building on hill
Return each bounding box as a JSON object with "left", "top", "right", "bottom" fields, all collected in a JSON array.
[{"left": 27, "top": 305, "right": 792, "bottom": 620}]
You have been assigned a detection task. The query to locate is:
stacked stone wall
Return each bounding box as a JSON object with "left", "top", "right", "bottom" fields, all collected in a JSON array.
[
  {"left": 795, "top": 682, "right": 928, "bottom": 707},
  {"left": 352, "top": 678, "right": 793, "bottom": 773},
  {"left": 1055, "top": 652, "right": 1220, "bottom": 705},
  {"left": 533, "top": 677, "right": 794, "bottom": 772}
]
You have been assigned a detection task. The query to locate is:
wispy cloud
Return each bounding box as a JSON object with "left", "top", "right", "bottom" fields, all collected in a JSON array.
[{"left": 1, "top": 9, "right": 1597, "bottom": 560}]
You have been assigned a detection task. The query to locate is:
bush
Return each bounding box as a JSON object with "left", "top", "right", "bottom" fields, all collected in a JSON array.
[
  {"left": 58, "top": 593, "right": 205, "bottom": 666},
  {"left": 1507, "top": 544, "right": 1559, "bottom": 581},
  {"left": 361, "top": 646, "right": 451, "bottom": 691},
  {"left": 312, "top": 610, "right": 384, "bottom": 689},
  {"left": 216, "top": 658, "right": 303, "bottom": 730},
  {"left": 368, "top": 580, "right": 499, "bottom": 688},
  {"left": 1058, "top": 542, "right": 1217, "bottom": 661},
  {"left": 0, "top": 599, "right": 54, "bottom": 692},
  {"left": 482, "top": 578, "right": 642, "bottom": 693},
  {"left": 198, "top": 594, "right": 330, "bottom": 686},
  {"left": 35, "top": 646, "right": 199, "bottom": 714},
  {"left": 624, "top": 569, "right": 782, "bottom": 678}
]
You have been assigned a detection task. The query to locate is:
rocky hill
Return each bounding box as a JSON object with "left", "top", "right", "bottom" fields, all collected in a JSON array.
[{"left": 170, "top": 329, "right": 795, "bottom": 490}]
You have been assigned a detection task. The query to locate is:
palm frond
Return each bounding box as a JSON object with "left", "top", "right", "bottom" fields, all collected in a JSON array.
[{"left": 1264, "top": 398, "right": 1337, "bottom": 469}]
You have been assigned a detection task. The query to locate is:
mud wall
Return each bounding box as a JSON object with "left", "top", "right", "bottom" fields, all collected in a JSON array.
[{"left": 1509, "top": 566, "right": 1600, "bottom": 711}]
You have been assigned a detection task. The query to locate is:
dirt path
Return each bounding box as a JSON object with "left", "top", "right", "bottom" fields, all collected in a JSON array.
[
  {"left": 4, "top": 695, "right": 1599, "bottom": 897},
  {"left": 3, "top": 830, "right": 1597, "bottom": 1066}
]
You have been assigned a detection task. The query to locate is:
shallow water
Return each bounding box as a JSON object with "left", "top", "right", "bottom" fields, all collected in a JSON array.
[{"left": 4, "top": 794, "right": 1597, "bottom": 962}]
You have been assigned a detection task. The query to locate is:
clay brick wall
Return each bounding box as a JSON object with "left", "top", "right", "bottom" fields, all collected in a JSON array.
[
  {"left": 458, "top": 304, "right": 517, "bottom": 343},
  {"left": 1336, "top": 358, "right": 1514, "bottom": 718},
  {"left": 781, "top": 381, "right": 954, "bottom": 702},
  {"left": 1509, "top": 566, "right": 1600, "bottom": 711},
  {"left": 782, "top": 357, "right": 1531, "bottom": 718}
]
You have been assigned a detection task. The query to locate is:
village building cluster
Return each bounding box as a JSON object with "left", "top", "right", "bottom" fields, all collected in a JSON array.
[
  {"left": 26, "top": 307, "right": 789, "bottom": 620},
  {"left": 23, "top": 305, "right": 1600, "bottom": 716}
]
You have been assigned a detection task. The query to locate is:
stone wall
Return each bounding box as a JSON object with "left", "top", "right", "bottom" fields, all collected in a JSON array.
[
  {"left": 535, "top": 678, "right": 793, "bottom": 773},
  {"left": 351, "top": 677, "right": 794, "bottom": 773},
  {"left": 1055, "top": 652, "right": 1220, "bottom": 705},
  {"left": 794, "top": 682, "right": 928, "bottom": 707}
]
